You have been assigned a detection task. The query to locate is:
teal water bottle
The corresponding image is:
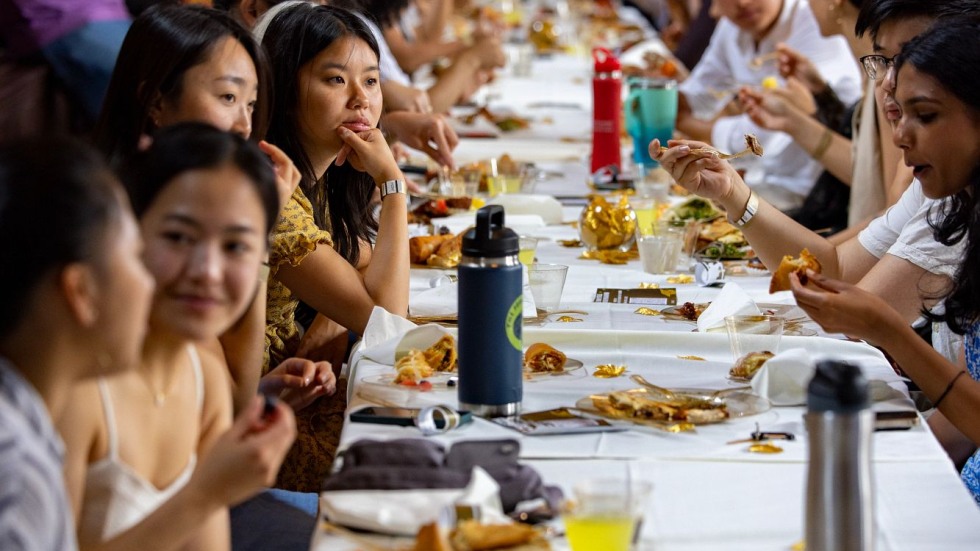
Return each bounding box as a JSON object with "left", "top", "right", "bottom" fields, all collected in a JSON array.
[{"left": 457, "top": 205, "right": 523, "bottom": 417}]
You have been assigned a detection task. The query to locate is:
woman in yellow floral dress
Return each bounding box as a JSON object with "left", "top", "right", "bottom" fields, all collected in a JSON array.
[{"left": 261, "top": 3, "right": 410, "bottom": 491}]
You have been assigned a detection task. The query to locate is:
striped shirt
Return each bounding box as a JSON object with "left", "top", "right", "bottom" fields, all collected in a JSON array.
[{"left": 0, "top": 357, "right": 77, "bottom": 551}]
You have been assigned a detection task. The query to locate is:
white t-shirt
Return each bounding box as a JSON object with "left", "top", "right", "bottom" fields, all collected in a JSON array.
[
  {"left": 858, "top": 178, "right": 963, "bottom": 279},
  {"left": 357, "top": 14, "right": 412, "bottom": 86},
  {"left": 679, "top": 0, "right": 862, "bottom": 210}
]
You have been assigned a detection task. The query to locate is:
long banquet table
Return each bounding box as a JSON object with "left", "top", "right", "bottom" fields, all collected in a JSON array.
[{"left": 310, "top": 43, "right": 980, "bottom": 551}]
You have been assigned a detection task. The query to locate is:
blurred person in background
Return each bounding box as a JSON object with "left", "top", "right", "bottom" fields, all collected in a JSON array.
[
  {"left": 0, "top": 136, "right": 153, "bottom": 551},
  {"left": 675, "top": 0, "right": 862, "bottom": 212},
  {"left": 0, "top": 0, "right": 130, "bottom": 122}
]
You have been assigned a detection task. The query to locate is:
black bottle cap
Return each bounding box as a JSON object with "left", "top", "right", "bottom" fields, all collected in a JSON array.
[
  {"left": 807, "top": 360, "right": 870, "bottom": 413},
  {"left": 462, "top": 205, "right": 519, "bottom": 257}
]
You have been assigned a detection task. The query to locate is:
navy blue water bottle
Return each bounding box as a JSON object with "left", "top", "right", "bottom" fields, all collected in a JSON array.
[{"left": 458, "top": 205, "right": 523, "bottom": 417}]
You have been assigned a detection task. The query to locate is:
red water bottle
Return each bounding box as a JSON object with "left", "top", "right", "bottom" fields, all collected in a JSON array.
[{"left": 591, "top": 47, "right": 622, "bottom": 173}]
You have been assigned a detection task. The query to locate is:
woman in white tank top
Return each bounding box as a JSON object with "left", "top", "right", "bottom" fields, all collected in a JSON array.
[{"left": 58, "top": 125, "right": 296, "bottom": 551}]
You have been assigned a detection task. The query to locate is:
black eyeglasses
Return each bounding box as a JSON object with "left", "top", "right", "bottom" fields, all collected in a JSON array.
[{"left": 860, "top": 54, "right": 896, "bottom": 81}]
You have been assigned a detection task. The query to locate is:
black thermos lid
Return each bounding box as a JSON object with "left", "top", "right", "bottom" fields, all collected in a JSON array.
[
  {"left": 807, "top": 360, "right": 870, "bottom": 413},
  {"left": 462, "top": 205, "right": 519, "bottom": 257}
]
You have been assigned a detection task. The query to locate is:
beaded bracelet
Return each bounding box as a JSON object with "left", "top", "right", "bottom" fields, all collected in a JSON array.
[{"left": 932, "top": 370, "right": 968, "bottom": 409}]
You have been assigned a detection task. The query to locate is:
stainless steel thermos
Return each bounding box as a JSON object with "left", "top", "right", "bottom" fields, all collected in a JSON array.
[
  {"left": 457, "top": 205, "right": 523, "bottom": 417},
  {"left": 805, "top": 360, "right": 874, "bottom": 551}
]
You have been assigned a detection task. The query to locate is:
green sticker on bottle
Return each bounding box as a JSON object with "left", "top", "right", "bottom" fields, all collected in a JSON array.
[{"left": 505, "top": 295, "right": 523, "bottom": 351}]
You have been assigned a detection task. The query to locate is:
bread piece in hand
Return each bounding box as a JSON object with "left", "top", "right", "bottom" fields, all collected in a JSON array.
[{"left": 769, "top": 248, "right": 821, "bottom": 293}]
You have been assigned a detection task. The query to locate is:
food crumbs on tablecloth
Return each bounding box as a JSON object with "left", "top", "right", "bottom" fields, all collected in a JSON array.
[
  {"left": 677, "top": 355, "right": 706, "bottom": 361},
  {"left": 593, "top": 364, "right": 627, "bottom": 378},
  {"left": 666, "top": 422, "right": 696, "bottom": 433},
  {"left": 666, "top": 274, "right": 694, "bottom": 284},
  {"left": 556, "top": 316, "right": 583, "bottom": 322},
  {"left": 558, "top": 239, "right": 584, "bottom": 247},
  {"left": 748, "top": 442, "right": 783, "bottom": 454},
  {"left": 634, "top": 307, "right": 661, "bottom": 316},
  {"left": 638, "top": 282, "right": 660, "bottom": 289}
]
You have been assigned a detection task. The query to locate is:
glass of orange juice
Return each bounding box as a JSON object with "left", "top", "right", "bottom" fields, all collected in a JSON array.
[{"left": 564, "top": 478, "right": 652, "bottom": 551}]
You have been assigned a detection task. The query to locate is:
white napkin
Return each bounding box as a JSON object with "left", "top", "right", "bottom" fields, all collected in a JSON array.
[
  {"left": 408, "top": 277, "right": 538, "bottom": 319},
  {"left": 750, "top": 348, "right": 814, "bottom": 406},
  {"left": 489, "top": 194, "right": 564, "bottom": 225},
  {"left": 362, "top": 306, "right": 417, "bottom": 350},
  {"left": 750, "top": 348, "right": 911, "bottom": 407},
  {"left": 319, "top": 467, "right": 505, "bottom": 536},
  {"left": 697, "top": 282, "right": 762, "bottom": 332}
]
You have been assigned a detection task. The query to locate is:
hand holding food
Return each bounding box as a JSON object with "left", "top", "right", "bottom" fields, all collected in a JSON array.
[
  {"left": 769, "top": 248, "right": 821, "bottom": 293},
  {"left": 649, "top": 138, "right": 745, "bottom": 202},
  {"left": 790, "top": 271, "right": 906, "bottom": 345}
]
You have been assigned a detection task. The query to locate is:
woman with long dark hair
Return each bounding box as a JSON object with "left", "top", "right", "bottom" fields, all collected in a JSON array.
[
  {"left": 787, "top": 18, "right": 980, "bottom": 502},
  {"left": 259, "top": 2, "right": 409, "bottom": 491},
  {"left": 94, "top": 4, "right": 336, "bottom": 416}
]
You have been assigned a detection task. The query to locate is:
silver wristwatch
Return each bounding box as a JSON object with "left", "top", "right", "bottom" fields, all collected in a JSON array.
[
  {"left": 379, "top": 179, "right": 406, "bottom": 199},
  {"left": 733, "top": 191, "right": 758, "bottom": 228}
]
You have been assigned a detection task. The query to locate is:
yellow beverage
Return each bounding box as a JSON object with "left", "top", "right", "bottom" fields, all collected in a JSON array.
[
  {"left": 488, "top": 176, "right": 522, "bottom": 196},
  {"left": 564, "top": 515, "right": 634, "bottom": 551},
  {"left": 634, "top": 206, "right": 656, "bottom": 236},
  {"left": 519, "top": 249, "right": 535, "bottom": 265}
]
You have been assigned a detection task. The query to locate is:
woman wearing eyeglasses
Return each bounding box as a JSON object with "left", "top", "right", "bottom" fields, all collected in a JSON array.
[
  {"left": 790, "top": 18, "right": 980, "bottom": 502},
  {"left": 653, "top": 0, "right": 978, "bottom": 349}
]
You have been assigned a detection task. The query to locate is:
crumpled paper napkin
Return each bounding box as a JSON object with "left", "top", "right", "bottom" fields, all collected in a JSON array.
[
  {"left": 751, "top": 348, "right": 910, "bottom": 407},
  {"left": 320, "top": 466, "right": 506, "bottom": 536},
  {"left": 697, "top": 282, "right": 762, "bottom": 332}
]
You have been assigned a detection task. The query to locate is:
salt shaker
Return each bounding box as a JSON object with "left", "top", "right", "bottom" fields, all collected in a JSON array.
[
  {"left": 805, "top": 360, "right": 874, "bottom": 551},
  {"left": 457, "top": 205, "right": 523, "bottom": 417}
]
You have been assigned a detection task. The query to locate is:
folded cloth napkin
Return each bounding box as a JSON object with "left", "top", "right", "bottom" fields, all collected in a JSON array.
[
  {"left": 697, "top": 282, "right": 762, "bottom": 332},
  {"left": 319, "top": 466, "right": 503, "bottom": 536},
  {"left": 750, "top": 348, "right": 910, "bottom": 407},
  {"left": 489, "top": 194, "right": 564, "bottom": 225},
  {"left": 408, "top": 275, "right": 537, "bottom": 319}
]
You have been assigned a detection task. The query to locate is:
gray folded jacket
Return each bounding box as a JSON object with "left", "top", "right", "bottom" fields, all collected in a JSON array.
[{"left": 321, "top": 438, "right": 562, "bottom": 517}]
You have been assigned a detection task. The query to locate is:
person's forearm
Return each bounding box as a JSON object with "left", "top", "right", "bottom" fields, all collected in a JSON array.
[
  {"left": 782, "top": 109, "right": 853, "bottom": 185},
  {"left": 426, "top": 54, "right": 481, "bottom": 113},
  {"left": 217, "top": 287, "right": 265, "bottom": 413},
  {"left": 717, "top": 181, "right": 842, "bottom": 278},
  {"left": 876, "top": 322, "right": 980, "bottom": 446},
  {"left": 675, "top": 108, "right": 715, "bottom": 142},
  {"left": 415, "top": 0, "right": 453, "bottom": 42},
  {"left": 362, "top": 184, "right": 410, "bottom": 317}
]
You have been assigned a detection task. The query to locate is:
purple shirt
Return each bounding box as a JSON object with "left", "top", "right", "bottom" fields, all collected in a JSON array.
[{"left": 0, "top": 0, "right": 129, "bottom": 56}]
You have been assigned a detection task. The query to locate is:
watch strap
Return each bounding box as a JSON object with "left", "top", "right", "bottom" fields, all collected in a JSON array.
[
  {"left": 379, "top": 179, "right": 406, "bottom": 199},
  {"left": 733, "top": 190, "right": 758, "bottom": 228}
]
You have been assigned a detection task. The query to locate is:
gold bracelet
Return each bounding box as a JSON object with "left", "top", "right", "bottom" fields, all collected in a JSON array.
[
  {"left": 932, "top": 370, "right": 968, "bottom": 409},
  {"left": 811, "top": 127, "right": 834, "bottom": 161}
]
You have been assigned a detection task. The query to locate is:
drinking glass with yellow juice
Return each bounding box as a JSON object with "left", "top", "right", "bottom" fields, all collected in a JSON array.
[
  {"left": 563, "top": 478, "right": 652, "bottom": 551},
  {"left": 518, "top": 236, "right": 538, "bottom": 266}
]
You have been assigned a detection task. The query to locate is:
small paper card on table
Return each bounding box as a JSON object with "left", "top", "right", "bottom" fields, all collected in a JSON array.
[{"left": 593, "top": 288, "right": 678, "bottom": 305}]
